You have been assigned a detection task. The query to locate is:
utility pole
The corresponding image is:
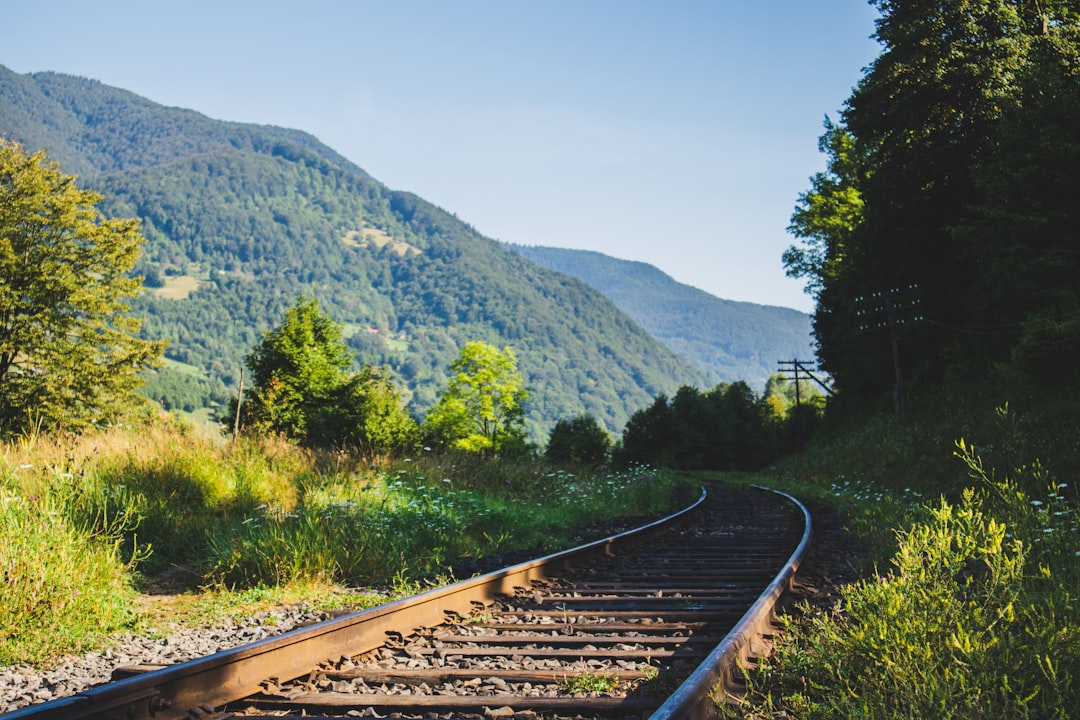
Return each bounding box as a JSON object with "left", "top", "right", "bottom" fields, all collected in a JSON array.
[
  {"left": 233, "top": 367, "right": 245, "bottom": 440},
  {"left": 777, "top": 359, "right": 804, "bottom": 410},
  {"left": 777, "top": 359, "right": 832, "bottom": 450},
  {"left": 777, "top": 359, "right": 835, "bottom": 406},
  {"left": 855, "top": 284, "right": 921, "bottom": 418}
]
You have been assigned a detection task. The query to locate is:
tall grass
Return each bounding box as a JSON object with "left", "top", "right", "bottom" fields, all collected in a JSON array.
[
  {"left": 0, "top": 462, "right": 140, "bottom": 664},
  {"left": 726, "top": 407, "right": 1080, "bottom": 719},
  {"left": 1, "top": 420, "right": 692, "bottom": 664},
  {"left": 204, "top": 456, "right": 687, "bottom": 587}
]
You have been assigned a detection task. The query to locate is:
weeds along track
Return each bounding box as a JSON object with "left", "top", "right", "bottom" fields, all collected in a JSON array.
[{"left": 4, "top": 484, "right": 810, "bottom": 720}]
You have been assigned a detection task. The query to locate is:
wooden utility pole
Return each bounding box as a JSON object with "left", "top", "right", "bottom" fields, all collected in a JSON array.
[
  {"left": 777, "top": 359, "right": 804, "bottom": 410},
  {"left": 777, "top": 359, "right": 833, "bottom": 451},
  {"left": 855, "top": 284, "right": 921, "bottom": 418},
  {"left": 778, "top": 359, "right": 834, "bottom": 399},
  {"left": 233, "top": 367, "right": 245, "bottom": 439}
]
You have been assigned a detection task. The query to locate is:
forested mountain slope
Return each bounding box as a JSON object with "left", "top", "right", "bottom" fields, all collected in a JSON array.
[
  {"left": 508, "top": 245, "right": 814, "bottom": 391},
  {"left": 0, "top": 64, "right": 709, "bottom": 437}
]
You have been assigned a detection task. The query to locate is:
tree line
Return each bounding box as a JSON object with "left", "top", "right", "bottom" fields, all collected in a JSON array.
[
  {"left": 1, "top": 136, "right": 817, "bottom": 469},
  {"left": 784, "top": 0, "right": 1080, "bottom": 417}
]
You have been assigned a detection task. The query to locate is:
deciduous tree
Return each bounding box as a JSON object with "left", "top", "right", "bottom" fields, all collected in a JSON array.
[
  {"left": 0, "top": 141, "right": 164, "bottom": 435},
  {"left": 423, "top": 341, "right": 529, "bottom": 456},
  {"left": 240, "top": 294, "right": 351, "bottom": 439}
]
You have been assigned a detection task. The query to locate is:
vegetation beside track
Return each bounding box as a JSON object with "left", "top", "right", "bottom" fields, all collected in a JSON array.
[
  {"left": 0, "top": 419, "right": 694, "bottom": 665},
  {"left": 721, "top": 405, "right": 1080, "bottom": 719}
]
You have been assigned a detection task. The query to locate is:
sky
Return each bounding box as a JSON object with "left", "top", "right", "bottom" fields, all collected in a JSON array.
[{"left": 1, "top": 1, "right": 881, "bottom": 313}]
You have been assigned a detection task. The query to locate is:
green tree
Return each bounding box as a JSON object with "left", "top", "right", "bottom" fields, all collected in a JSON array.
[
  {"left": 238, "top": 294, "right": 351, "bottom": 440},
  {"left": 614, "top": 394, "right": 672, "bottom": 467},
  {"left": 423, "top": 341, "right": 529, "bottom": 456},
  {"left": 784, "top": 117, "right": 864, "bottom": 303},
  {"left": 232, "top": 294, "right": 417, "bottom": 451},
  {"left": 313, "top": 366, "right": 419, "bottom": 455},
  {"left": 0, "top": 141, "right": 164, "bottom": 435},
  {"left": 545, "top": 414, "right": 611, "bottom": 467},
  {"left": 785, "top": 0, "right": 1080, "bottom": 409}
]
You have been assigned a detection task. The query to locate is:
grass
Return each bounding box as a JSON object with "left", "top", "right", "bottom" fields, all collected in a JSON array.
[
  {"left": 1, "top": 419, "right": 694, "bottom": 665},
  {"left": 0, "top": 469, "right": 142, "bottom": 664},
  {"left": 202, "top": 456, "right": 684, "bottom": 587},
  {"left": 152, "top": 275, "right": 203, "bottom": 300},
  {"left": 719, "top": 404, "right": 1080, "bottom": 719},
  {"left": 558, "top": 665, "right": 620, "bottom": 695}
]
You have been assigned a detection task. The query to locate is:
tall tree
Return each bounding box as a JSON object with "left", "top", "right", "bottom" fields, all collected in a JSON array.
[
  {"left": 423, "top": 341, "right": 529, "bottom": 456},
  {"left": 0, "top": 141, "right": 164, "bottom": 435},
  {"left": 958, "top": 7, "right": 1080, "bottom": 389},
  {"left": 844, "top": 0, "right": 1030, "bottom": 396},
  {"left": 787, "top": 0, "right": 1080, "bottom": 408}
]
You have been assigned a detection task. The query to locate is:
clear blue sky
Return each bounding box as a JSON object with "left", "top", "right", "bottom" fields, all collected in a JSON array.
[{"left": 1, "top": 1, "right": 881, "bottom": 313}]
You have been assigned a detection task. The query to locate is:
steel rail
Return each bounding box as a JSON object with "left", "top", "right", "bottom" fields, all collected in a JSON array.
[
  {"left": 2, "top": 489, "right": 708, "bottom": 720},
  {"left": 649, "top": 485, "right": 813, "bottom": 720}
]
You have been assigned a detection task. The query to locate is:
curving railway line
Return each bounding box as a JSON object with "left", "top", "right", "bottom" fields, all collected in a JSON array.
[{"left": 3, "top": 483, "right": 810, "bottom": 720}]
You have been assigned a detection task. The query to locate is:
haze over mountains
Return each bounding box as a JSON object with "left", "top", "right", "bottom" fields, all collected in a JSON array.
[
  {"left": 507, "top": 245, "right": 814, "bottom": 390},
  {"left": 0, "top": 64, "right": 812, "bottom": 437}
]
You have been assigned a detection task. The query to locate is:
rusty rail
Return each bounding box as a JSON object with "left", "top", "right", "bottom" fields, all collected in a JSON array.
[
  {"left": 3, "top": 484, "right": 810, "bottom": 720},
  {"left": 649, "top": 485, "right": 812, "bottom": 720}
]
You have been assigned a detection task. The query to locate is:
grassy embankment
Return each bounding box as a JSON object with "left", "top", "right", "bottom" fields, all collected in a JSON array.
[
  {"left": 722, "top": 404, "right": 1080, "bottom": 719},
  {"left": 1, "top": 419, "right": 694, "bottom": 665}
]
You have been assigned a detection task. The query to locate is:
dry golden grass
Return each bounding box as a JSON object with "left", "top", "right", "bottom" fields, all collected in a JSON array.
[
  {"left": 153, "top": 275, "right": 204, "bottom": 300},
  {"left": 342, "top": 226, "right": 420, "bottom": 256}
]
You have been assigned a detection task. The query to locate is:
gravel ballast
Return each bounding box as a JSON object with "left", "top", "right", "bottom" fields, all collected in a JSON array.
[{"left": 0, "top": 603, "right": 340, "bottom": 714}]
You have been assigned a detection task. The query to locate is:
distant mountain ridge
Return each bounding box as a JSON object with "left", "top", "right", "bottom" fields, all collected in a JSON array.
[
  {"left": 507, "top": 245, "right": 815, "bottom": 391},
  {"left": 0, "top": 64, "right": 711, "bottom": 437}
]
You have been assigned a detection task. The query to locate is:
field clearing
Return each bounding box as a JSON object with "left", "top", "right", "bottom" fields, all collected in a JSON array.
[
  {"left": 154, "top": 275, "right": 204, "bottom": 300},
  {"left": 342, "top": 226, "right": 420, "bottom": 256},
  {"left": 162, "top": 357, "right": 205, "bottom": 377}
]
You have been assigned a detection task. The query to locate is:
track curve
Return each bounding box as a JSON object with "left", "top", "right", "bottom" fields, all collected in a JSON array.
[{"left": 2, "top": 483, "right": 809, "bottom": 720}]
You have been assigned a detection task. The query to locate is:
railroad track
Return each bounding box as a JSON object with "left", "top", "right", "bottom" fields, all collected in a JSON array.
[{"left": 4, "top": 483, "right": 810, "bottom": 720}]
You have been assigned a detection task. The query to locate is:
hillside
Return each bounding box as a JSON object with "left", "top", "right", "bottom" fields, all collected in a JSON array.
[
  {"left": 507, "top": 245, "right": 815, "bottom": 391},
  {"left": 0, "top": 65, "right": 710, "bottom": 437}
]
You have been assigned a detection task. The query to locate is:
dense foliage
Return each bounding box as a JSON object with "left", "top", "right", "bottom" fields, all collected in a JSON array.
[
  {"left": 785, "top": 0, "right": 1080, "bottom": 418},
  {"left": 545, "top": 414, "right": 612, "bottom": 467},
  {"left": 0, "top": 65, "right": 708, "bottom": 439},
  {"left": 422, "top": 341, "right": 529, "bottom": 456},
  {"left": 0, "top": 141, "right": 164, "bottom": 435},
  {"left": 726, "top": 407, "right": 1080, "bottom": 719},
  {"left": 509, "top": 244, "right": 815, "bottom": 392},
  {"left": 613, "top": 379, "right": 818, "bottom": 471},
  {"left": 718, "top": 1, "right": 1080, "bottom": 715},
  {"left": 227, "top": 295, "right": 419, "bottom": 453}
]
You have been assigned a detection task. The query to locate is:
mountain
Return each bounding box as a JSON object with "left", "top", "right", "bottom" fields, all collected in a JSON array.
[
  {"left": 0, "top": 65, "right": 710, "bottom": 437},
  {"left": 507, "top": 245, "right": 815, "bottom": 391}
]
